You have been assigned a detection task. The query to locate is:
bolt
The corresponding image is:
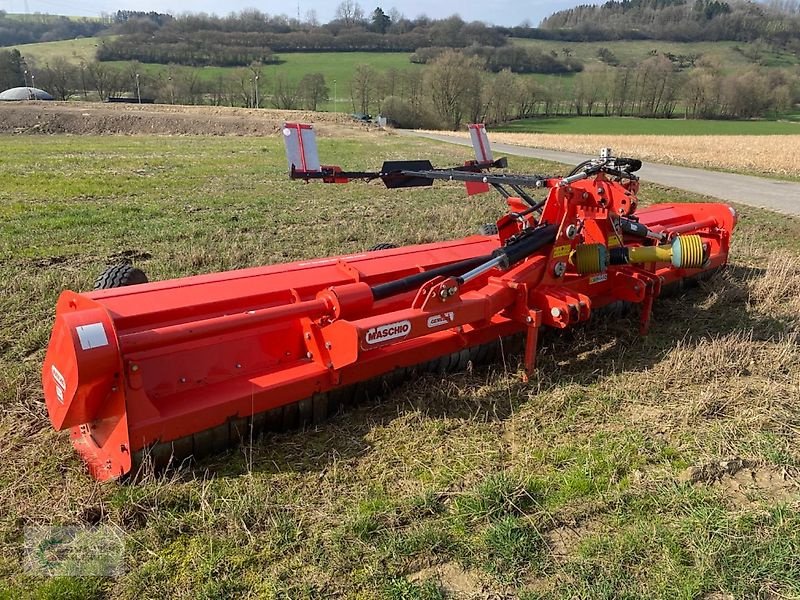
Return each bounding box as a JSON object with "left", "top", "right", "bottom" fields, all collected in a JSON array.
[
  {"left": 305, "top": 332, "right": 312, "bottom": 340},
  {"left": 130, "top": 364, "right": 139, "bottom": 372},
  {"left": 179, "top": 377, "right": 187, "bottom": 383},
  {"left": 597, "top": 187, "right": 605, "bottom": 195},
  {"left": 236, "top": 363, "right": 242, "bottom": 369},
  {"left": 111, "top": 386, "right": 118, "bottom": 392},
  {"left": 525, "top": 316, "right": 532, "bottom": 323},
  {"left": 120, "top": 444, "right": 127, "bottom": 453},
  {"left": 565, "top": 224, "right": 578, "bottom": 239},
  {"left": 306, "top": 352, "right": 313, "bottom": 359},
  {"left": 582, "top": 192, "right": 589, "bottom": 200},
  {"left": 325, "top": 342, "right": 332, "bottom": 350},
  {"left": 550, "top": 307, "right": 562, "bottom": 318},
  {"left": 553, "top": 261, "right": 567, "bottom": 277},
  {"left": 448, "top": 286, "right": 457, "bottom": 296}
]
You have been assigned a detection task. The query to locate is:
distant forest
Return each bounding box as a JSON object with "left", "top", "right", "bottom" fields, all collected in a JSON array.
[
  {"left": 539, "top": 0, "right": 800, "bottom": 47},
  {"left": 2, "top": 1, "right": 798, "bottom": 127},
  {"left": 0, "top": 12, "right": 107, "bottom": 46},
  {"left": 4, "top": 1, "right": 800, "bottom": 67}
]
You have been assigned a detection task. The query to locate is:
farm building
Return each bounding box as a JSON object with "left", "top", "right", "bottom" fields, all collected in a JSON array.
[{"left": 0, "top": 86, "right": 53, "bottom": 101}]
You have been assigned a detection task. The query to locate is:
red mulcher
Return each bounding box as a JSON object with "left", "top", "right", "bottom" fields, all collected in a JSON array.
[{"left": 42, "top": 124, "right": 736, "bottom": 480}]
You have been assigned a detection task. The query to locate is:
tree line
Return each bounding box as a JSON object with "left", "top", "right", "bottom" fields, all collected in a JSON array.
[
  {"left": 6, "top": 1, "right": 800, "bottom": 65},
  {"left": 375, "top": 51, "right": 798, "bottom": 129},
  {"left": 539, "top": 0, "right": 800, "bottom": 46},
  {"left": 0, "top": 11, "right": 107, "bottom": 46},
  {"left": 411, "top": 45, "right": 584, "bottom": 74},
  {"left": 2, "top": 43, "right": 795, "bottom": 127}
]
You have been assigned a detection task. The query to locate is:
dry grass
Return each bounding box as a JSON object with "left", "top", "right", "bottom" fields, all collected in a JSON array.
[
  {"left": 1, "top": 133, "right": 800, "bottom": 598},
  {"left": 425, "top": 131, "right": 800, "bottom": 178}
]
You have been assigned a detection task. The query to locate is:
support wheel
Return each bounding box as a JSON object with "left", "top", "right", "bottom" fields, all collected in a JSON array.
[
  {"left": 368, "top": 243, "right": 398, "bottom": 251},
  {"left": 94, "top": 263, "right": 149, "bottom": 290},
  {"left": 477, "top": 223, "right": 499, "bottom": 236}
]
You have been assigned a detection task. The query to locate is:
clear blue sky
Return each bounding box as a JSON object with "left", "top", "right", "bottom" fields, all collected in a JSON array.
[{"left": 2, "top": 0, "right": 579, "bottom": 27}]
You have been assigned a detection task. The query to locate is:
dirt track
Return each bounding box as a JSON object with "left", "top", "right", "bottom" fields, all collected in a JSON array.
[{"left": 0, "top": 101, "right": 352, "bottom": 136}]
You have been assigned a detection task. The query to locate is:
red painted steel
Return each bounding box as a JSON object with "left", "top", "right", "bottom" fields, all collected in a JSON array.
[{"left": 42, "top": 156, "right": 736, "bottom": 481}]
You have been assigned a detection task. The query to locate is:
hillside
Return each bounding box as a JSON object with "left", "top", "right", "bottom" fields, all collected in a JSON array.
[{"left": 539, "top": 0, "right": 800, "bottom": 45}]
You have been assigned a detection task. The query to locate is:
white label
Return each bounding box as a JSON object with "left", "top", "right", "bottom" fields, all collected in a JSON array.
[
  {"left": 590, "top": 273, "right": 608, "bottom": 284},
  {"left": 51, "top": 364, "right": 66, "bottom": 390},
  {"left": 55, "top": 384, "right": 64, "bottom": 404},
  {"left": 427, "top": 312, "right": 455, "bottom": 329},
  {"left": 365, "top": 320, "right": 411, "bottom": 345},
  {"left": 76, "top": 322, "right": 109, "bottom": 350}
]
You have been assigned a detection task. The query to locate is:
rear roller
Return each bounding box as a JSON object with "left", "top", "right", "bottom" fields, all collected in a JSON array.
[{"left": 131, "top": 339, "right": 504, "bottom": 476}]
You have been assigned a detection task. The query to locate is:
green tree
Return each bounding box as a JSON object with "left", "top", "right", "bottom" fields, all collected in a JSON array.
[{"left": 370, "top": 7, "right": 391, "bottom": 33}]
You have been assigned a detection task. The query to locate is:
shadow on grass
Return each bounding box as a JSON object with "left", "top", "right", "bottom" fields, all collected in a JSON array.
[{"left": 181, "top": 262, "right": 784, "bottom": 481}]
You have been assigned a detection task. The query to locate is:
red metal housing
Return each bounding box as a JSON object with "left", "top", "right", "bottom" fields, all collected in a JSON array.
[{"left": 42, "top": 125, "right": 736, "bottom": 480}]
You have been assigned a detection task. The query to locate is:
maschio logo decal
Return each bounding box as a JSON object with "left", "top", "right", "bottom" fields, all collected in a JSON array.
[
  {"left": 365, "top": 320, "right": 411, "bottom": 345},
  {"left": 51, "top": 365, "right": 66, "bottom": 405},
  {"left": 427, "top": 312, "right": 455, "bottom": 329}
]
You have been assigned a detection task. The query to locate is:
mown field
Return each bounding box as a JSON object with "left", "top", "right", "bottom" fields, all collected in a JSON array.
[
  {"left": 430, "top": 130, "right": 800, "bottom": 180},
  {"left": 495, "top": 116, "right": 800, "bottom": 135},
  {"left": 1, "top": 130, "right": 799, "bottom": 599}
]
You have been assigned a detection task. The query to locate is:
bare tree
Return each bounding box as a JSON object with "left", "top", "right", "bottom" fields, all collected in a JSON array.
[
  {"left": 272, "top": 73, "right": 299, "bottom": 109},
  {"left": 38, "top": 57, "right": 77, "bottom": 100},
  {"left": 425, "top": 50, "right": 484, "bottom": 130},
  {"left": 485, "top": 70, "right": 518, "bottom": 124},
  {"left": 297, "top": 73, "right": 329, "bottom": 111},
  {"left": 86, "top": 61, "right": 123, "bottom": 101},
  {"left": 334, "top": 0, "right": 365, "bottom": 26},
  {"left": 350, "top": 64, "right": 378, "bottom": 114}
]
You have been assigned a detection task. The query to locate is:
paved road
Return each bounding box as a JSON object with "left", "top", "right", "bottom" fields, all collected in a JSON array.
[{"left": 405, "top": 131, "right": 800, "bottom": 217}]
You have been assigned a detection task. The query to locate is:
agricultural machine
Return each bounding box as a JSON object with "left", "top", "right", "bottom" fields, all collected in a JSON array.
[{"left": 42, "top": 123, "right": 736, "bottom": 480}]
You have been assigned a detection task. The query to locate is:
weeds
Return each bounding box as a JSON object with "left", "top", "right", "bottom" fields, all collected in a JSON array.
[{"left": 0, "top": 132, "right": 798, "bottom": 598}]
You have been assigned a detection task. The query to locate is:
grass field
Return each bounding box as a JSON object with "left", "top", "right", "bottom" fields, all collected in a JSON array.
[
  {"left": 1, "top": 131, "right": 799, "bottom": 598},
  {"left": 510, "top": 38, "right": 800, "bottom": 71},
  {"left": 495, "top": 116, "right": 800, "bottom": 135},
  {"left": 433, "top": 130, "right": 800, "bottom": 179},
  {"left": 8, "top": 36, "right": 109, "bottom": 65},
  {"left": 10, "top": 39, "right": 418, "bottom": 111}
]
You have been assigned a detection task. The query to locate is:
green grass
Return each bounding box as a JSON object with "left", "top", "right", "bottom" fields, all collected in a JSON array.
[
  {"left": 11, "top": 39, "right": 419, "bottom": 110},
  {"left": 510, "top": 38, "right": 800, "bottom": 72},
  {"left": 1, "top": 131, "right": 799, "bottom": 598},
  {"left": 8, "top": 36, "right": 110, "bottom": 65},
  {"left": 495, "top": 115, "right": 800, "bottom": 135}
]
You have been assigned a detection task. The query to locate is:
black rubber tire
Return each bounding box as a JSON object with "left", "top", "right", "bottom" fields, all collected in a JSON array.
[
  {"left": 369, "top": 243, "right": 399, "bottom": 251},
  {"left": 93, "top": 263, "right": 148, "bottom": 290},
  {"left": 477, "top": 223, "right": 499, "bottom": 236}
]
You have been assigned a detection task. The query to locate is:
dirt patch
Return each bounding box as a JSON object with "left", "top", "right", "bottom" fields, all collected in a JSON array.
[
  {"left": 680, "top": 457, "right": 799, "bottom": 506},
  {"left": 0, "top": 101, "right": 360, "bottom": 136},
  {"left": 544, "top": 520, "right": 600, "bottom": 563},
  {"left": 408, "top": 562, "right": 485, "bottom": 597}
]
